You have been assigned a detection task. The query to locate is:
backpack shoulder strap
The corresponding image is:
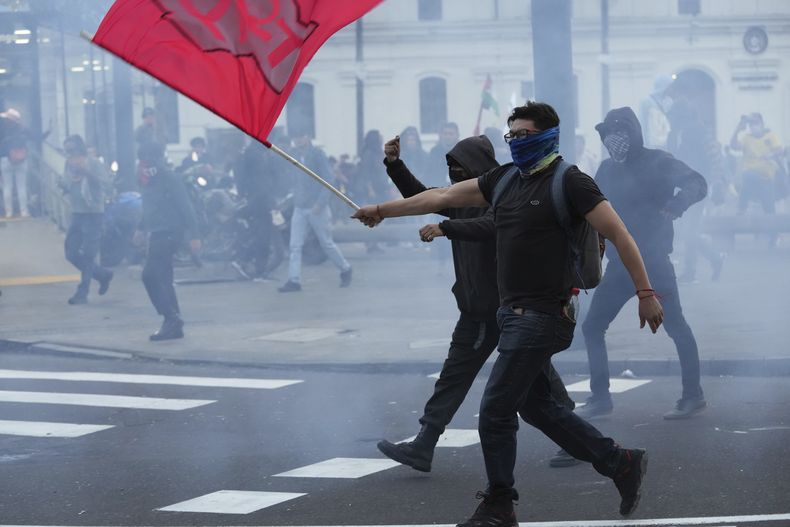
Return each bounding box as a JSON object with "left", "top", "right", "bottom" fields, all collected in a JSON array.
[
  {"left": 550, "top": 159, "right": 574, "bottom": 232},
  {"left": 490, "top": 165, "right": 520, "bottom": 208}
]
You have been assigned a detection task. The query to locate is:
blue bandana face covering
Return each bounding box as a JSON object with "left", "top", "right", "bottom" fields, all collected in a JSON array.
[{"left": 509, "top": 126, "right": 560, "bottom": 173}]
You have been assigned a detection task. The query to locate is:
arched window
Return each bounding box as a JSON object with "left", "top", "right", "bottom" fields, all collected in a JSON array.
[
  {"left": 286, "top": 82, "right": 315, "bottom": 138},
  {"left": 419, "top": 77, "right": 447, "bottom": 134}
]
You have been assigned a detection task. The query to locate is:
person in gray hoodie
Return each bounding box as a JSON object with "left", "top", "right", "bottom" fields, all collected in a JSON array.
[
  {"left": 61, "top": 135, "right": 113, "bottom": 305},
  {"left": 278, "top": 130, "right": 352, "bottom": 292}
]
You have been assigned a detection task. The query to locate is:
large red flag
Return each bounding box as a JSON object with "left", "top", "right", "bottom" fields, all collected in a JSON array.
[{"left": 93, "top": 0, "right": 382, "bottom": 144}]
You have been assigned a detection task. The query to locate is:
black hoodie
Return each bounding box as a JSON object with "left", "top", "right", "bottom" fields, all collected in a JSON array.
[
  {"left": 384, "top": 135, "right": 499, "bottom": 320},
  {"left": 595, "top": 107, "right": 707, "bottom": 261}
]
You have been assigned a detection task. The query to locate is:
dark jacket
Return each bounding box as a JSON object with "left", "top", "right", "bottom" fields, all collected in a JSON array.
[
  {"left": 595, "top": 106, "right": 707, "bottom": 261},
  {"left": 140, "top": 163, "right": 199, "bottom": 238},
  {"left": 385, "top": 135, "right": 500, "bottom": 319}
]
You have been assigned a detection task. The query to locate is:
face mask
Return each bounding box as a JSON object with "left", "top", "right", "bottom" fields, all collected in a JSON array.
[
  {"left": 603, "top": 131, "right": 630, "bottom": 163},
  {"left": 509, "top": 126, "right": 560, "bottom": 173}
]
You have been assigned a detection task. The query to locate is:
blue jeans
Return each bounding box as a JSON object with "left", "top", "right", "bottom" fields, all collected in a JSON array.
[
  {"left": 582, "top": 257, "right": 702, "bottom": 401},
  {"left": 64, "top": 213, "right": 111, "bottom": 297},
  {"left": 287, "top": 206, "right": 350, "bottom": 283},
  {"left": 480, "top": 306, "right": 618, "bottom": 497}
]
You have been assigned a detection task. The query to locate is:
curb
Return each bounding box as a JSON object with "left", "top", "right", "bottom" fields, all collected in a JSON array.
[{"left": 3, "top": 338, "right": 790, "bottom": 377}]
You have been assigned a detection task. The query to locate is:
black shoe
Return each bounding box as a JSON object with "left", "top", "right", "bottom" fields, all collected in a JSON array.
[
  {"left": 339, "top": 267, "right": 352, "bottom": 288},
  {"left": 149, "top": 318, "right": 184, "bottom": 341},
  {"left": 575, "top": 396, "right": 613, "bottom": 419},
  {"left": 456, "top": 491, "right": 517, "bottom": 527},
  {"left": 377, "top": 438, "right": 434, "bottom": 472},
  {"left": 663, "top": 396, "right": 707, "bottom": 420},
  {"left": 67, "top": 294, "right": 87, "bottom": 305},
  {"left": 549, "top": 448, "right": 581, "bottom": 468},
  {"left": 612, "top": 448, "right": 648, "bottom": 517},
  {"left": 98, "top": 271, "right": 114, "bottom": 296},
  {"left": 278, "top": 280, "right": 302, "bottom": 293}
]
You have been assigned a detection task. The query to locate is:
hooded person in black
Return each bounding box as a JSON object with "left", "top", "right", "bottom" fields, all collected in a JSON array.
[
  {"left": 137, "top": 142, "right": 201, "bottom": 341},
  {"left": 376, "top": 134, "right": 580, "bottom": 471},
  {"left": 580, "top": 106, "right": 707, "bottom": 420}
]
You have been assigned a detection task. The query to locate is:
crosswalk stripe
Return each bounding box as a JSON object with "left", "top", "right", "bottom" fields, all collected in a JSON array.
[
  {"left": 0, "top": 369, "right": 303, "bottom": 390},
  {"left": 400, "top": 428, "right": 479, "bottom": 448},
  {"left": 0, "top": 390, "right": 215, "bottom": 410},
  {"left": 274, "top": 457, "right": 401, "bottom": 479},
  {"left": 0, "top": 419, "right": 113, "bottom": 438},
  {"left": 565, "top": 378, "right": 652, "bottom": 394},
  {"left": 157, "top": 490, "right": 306, "bottom": 514}
]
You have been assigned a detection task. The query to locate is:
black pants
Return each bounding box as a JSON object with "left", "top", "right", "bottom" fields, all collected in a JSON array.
[
  {"left": 481, "top": 307, "right": 618, "bottom": 495},
  {"left": 582, "top": 257, "right": 702, "bottom": 400},
  {"left": 142, "top": 230, "right": 182, "bottom": 320},
  {"left": 64, "top": 213, "right": 112, "bottom": 297},
  {"left": 420, "top": 312, "right": 575, "bottom": 436}
]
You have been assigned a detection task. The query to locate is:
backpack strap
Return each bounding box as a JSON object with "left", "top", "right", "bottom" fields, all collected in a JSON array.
[
  {"left": 550, "top": 159, "right": 574, "bottom": 230},
  {"left": 490, "top": 165, "right": 520, "bottom": 208},
  {"left": 550, "top": 159, "right": 577, "bottom": 256}
]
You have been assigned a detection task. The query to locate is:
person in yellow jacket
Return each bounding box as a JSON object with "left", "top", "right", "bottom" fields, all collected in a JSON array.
[{"left": 730, "top": 113, "right": 784, "bottom": 215}]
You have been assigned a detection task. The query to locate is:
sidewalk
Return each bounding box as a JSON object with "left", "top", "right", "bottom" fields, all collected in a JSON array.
[{"left": 2, "top": 218, "right": 789, "bottom": 375}]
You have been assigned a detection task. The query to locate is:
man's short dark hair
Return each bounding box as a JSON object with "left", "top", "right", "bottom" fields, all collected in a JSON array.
[
  {"left": 190, "top": 137, "right": 206, "bottom": 148},
  {"left": 507, "top": 102, "right": 560, "bottom": 131}
]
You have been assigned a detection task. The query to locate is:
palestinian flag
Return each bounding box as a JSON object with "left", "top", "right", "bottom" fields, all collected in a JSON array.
[{"left": 481, "top": 74, "right": 499, "bottom": 116}]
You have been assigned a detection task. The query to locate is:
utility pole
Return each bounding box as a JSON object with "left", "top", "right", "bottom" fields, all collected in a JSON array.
[
  {"left": 355, "top": 19, "right": 364, "bottom": 157},
  {"left": 530, "top": 0, "right": 576, "bottom": 161}
]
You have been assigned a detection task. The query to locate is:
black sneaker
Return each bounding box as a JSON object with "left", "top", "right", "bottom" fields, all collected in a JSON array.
[
  {"left": 67, "top": 294, "right": 88, "bottom": 305},
  {"left": 549, "top": 448, "right": 581, "bottom": 468},
  {"left": 377, "top": 439, "right": 433, "bottom": 472},
  {"left": 278, "top": 280, "right": 302, "bottom": 293},
  {"left": 663, "top": 397, "right": 706, "bottom": 420},
  {"left": 339, "top": 267, "right": 352, "bottom": 288},
  {"left": 150, "top": 318, "right": 184, "bottom": 341},
  {"left": 612, "top": 448, "right": 648, "bottom": 517},
  {"left": 98, "top": 271, "right": 114, "bottom": 296},
  {"left": 456, "top": 491, "right": 517, "bottom": 527},
  {"left": 575, "top": 396, "right": 613, "bottom": 419}
]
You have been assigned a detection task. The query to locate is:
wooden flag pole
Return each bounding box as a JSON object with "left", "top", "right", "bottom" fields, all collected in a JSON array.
[{"left": 80, "top": 30, "right": 360, "bottom": 211}]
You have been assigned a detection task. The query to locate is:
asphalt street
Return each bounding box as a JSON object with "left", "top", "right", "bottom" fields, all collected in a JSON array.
[{"left": 0, "top": 350, "right": 788, "bottom": 527}]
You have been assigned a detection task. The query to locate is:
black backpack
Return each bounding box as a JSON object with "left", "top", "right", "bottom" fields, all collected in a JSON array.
[{"left": 491, "top": 160, "right": 604, "bottom": 290}]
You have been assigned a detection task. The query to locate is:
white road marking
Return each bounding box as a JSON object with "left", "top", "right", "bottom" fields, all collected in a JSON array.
[
  {"left": 0, "top": 390, "right": 215, "bottom": 410},
  {"left": 254, "top": 327, "right": 340, "bottom": 342},
  {"left": 0, "top": 419, "right": 113, "bottom": 438},
  {"left": 274, "top": 457, "right": 401, "bottom": 479},
  {"left": 565, "top": 378, "right": 652, "bottom": 393},
  {"left": 156, "top": 490, "right": 305, "bottom": 514},
  {"left": 401, "top": 428, "right": 479, "bottom": 448},
  {"left": 0, "top": 369, "right": 302, "bottom": 389},
  {"left": 0, "top": 514, "right": 786, "bottom": 526}
]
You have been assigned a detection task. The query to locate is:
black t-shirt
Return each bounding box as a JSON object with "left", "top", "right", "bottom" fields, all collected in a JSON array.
[{"left": 478, "top": 158, "right": 606, "bottom": 314}]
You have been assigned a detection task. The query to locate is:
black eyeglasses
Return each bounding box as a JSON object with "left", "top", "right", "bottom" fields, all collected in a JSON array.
[{"left": 503, "top": 129, "right": 539, "bottom": 144}]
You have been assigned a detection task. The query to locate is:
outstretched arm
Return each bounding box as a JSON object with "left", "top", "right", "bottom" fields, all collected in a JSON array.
[
  {"left": 352, "top": 178, "right": 487, "bottom": 227},
  {"left": 585, "top": 200, "right": 664, "bottom": 333}
]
